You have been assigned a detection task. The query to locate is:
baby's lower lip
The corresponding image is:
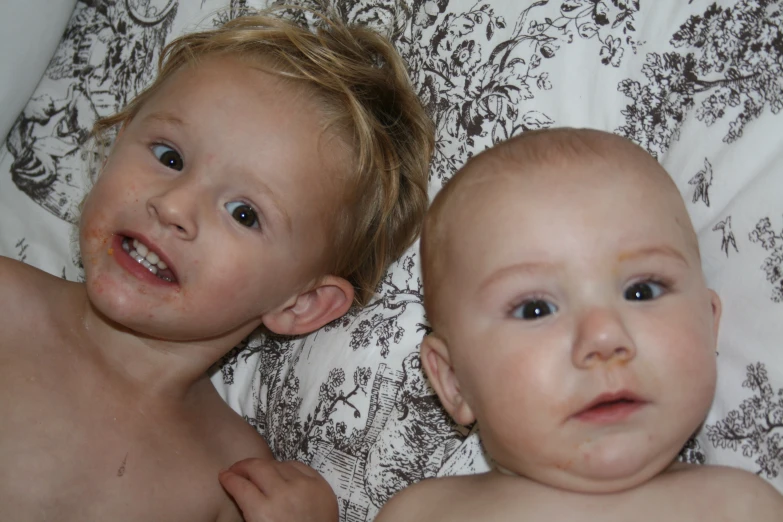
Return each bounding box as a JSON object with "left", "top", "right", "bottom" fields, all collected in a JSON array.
[{"left": 574, "top": 400, "right": 646, "bottom": 424}]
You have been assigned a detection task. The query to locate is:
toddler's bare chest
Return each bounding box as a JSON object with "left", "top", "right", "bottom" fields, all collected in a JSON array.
[{"left": 0, "top": 361, "right": 234, "bottom": 521}]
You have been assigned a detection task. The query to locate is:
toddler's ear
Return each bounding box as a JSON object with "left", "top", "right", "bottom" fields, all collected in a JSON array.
[
  {"left": 262, "top": 275, "right": 354, "bottom": 336},
  {"left": 420, "top": 334, "right": 475, "bottom": 426}
]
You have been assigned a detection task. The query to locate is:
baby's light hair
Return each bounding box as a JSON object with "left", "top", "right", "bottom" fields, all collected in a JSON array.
[
  {"left": 92, "top": 7, "right": 434, "bottom": 306},
  {"left": 421, "top": 128, "right": 692, "bottom": 330}
]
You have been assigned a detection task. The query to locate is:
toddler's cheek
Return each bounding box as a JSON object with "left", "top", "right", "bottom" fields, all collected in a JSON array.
[{"left": 79, "top": 220, "right": 112, "bottom": 265}]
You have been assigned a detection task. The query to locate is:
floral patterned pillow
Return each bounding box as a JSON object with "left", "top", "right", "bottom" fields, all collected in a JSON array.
[{"left": 1, "top": 2, "right": 781, "bottom": 521}]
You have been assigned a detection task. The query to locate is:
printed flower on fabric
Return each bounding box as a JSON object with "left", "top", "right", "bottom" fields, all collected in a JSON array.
[
  {"left": 600, "top": 35, "right": 624, "bottom": 66},
  {"left": 431, "top": 13, "right": 484, "bottom": 87},
  {"left": 451, "top": 39, "right": 482, "bottom": 76}
]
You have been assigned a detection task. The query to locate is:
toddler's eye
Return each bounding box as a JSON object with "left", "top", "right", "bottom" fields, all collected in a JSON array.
[
  {"left": 512, "top": 299, "right": 557, "bottom": 320},
  {"left": 151, "top": 144, "right": 183, "bottom": 171},
  {"left": 624, "top": 281, "right": 665, "bottom": 301},
  {"left": 225, "top": 201, "right": 259, "bottom": 228}
]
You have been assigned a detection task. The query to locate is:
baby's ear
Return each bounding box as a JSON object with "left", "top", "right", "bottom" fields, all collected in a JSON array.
[
  {"left": 262, "top": 275, "right": 354, "bottom": 336},
  {"left": 420, "top": 334, "right": 475, "bottom": 426}
]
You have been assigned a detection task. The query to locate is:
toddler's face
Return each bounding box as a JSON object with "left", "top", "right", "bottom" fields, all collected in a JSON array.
[
  {"left": 432, "top": 155, "right": 721, "bottom": 493},
  {"left": 79, "top": 56, "right": 345, "bottom": 342}
]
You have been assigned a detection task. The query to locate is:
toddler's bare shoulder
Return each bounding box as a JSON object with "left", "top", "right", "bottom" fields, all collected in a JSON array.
[
  {"left": 0, "top": 256, "right": 66, "bottom": 322},
  {"left": 211, "top": 404, "right": 273, "bottom": 462},
  {"left": 0, "top": 255, "right": 66, "bottom": 300}
]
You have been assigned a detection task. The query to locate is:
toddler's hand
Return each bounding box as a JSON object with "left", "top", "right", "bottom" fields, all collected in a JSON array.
[{"left": 219, "top": 458, "right": 338, "bottom": 522}]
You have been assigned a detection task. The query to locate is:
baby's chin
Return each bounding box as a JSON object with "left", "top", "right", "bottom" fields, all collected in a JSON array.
[{"left": 499, "top": 447, "right": 680, "bottom": 494}]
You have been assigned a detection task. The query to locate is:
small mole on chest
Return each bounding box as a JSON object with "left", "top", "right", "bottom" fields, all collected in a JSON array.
[{"left": 117, "top": 453, "right": 128, "bottom": 477}]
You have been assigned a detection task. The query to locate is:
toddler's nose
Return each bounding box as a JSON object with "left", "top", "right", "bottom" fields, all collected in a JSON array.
[
  {"left": 572, "top": 307, "right": 637, "bottom": 368},
  {"left": 147, "top": 182, "right": 199, "bottom": 240}
]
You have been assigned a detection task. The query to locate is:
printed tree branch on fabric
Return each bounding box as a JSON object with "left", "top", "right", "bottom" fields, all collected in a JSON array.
[
  {"left": 707, "top": 363, "right": 783, "bottom": 479},
  {"left": 749, "top": 217, "right": 783, "bottom": 302},
  {"left": 616, "top": 0, "right": 783, "bottom": 158}
]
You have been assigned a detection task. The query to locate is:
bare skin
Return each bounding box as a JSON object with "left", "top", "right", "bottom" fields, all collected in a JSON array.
[
  {"left": 379, "top": 129, "right": 783, "bottom": 521},
  {"left": 0, "top": 260, "right": 266, "bottom": 521},
  {"left": 376, "top": 463, "right": 783, "bottom": 521},
  {"left": 0, "top": 57, "right": 348, "bottom": 522}
]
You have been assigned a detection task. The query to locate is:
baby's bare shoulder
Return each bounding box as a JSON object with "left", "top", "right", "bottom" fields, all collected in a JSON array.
[
  {"left": 664, "top": 465, "right": 783, "bottom": 517},
  {"left": 374, "top": 475, "right": 477, "bottom": 522},
  {"left": 375, "top": 472, "right": 547, "bottom": 522}
]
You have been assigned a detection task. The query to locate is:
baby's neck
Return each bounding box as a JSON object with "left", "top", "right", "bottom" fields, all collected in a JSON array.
[{"left": 492, "top": 458, "right": 686, "bottom": 493}]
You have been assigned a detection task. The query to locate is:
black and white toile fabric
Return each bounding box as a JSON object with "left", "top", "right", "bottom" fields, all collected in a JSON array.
[{"left": 0, "top": 1, "right": 781, "bottom": 520}]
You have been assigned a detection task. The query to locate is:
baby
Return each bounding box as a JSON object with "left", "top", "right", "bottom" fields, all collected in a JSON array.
[
  {"left": 0, "top": 10, "right": 432, "bottom": 522},
  {"left": 376, "top": 128, "right": 783, "bottom": 521}
]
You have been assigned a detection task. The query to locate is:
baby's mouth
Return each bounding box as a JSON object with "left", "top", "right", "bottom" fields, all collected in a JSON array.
[
  {"left": 121, "top": 237, "right": 176, "bottom": 283},
  {"left": 586, "top": 398, "right": 637, "bottom": 412},
  {"left": 572, "top": 391, "right": 646, "bottom": 423}
]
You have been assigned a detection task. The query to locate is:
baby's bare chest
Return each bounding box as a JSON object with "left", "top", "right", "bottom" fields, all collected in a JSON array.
[
  {"left": 0, "top": 355, "right": 239, "bottom": 522},
  {"left": 438, "top": 471, "right": 734, "bottom": 522}
]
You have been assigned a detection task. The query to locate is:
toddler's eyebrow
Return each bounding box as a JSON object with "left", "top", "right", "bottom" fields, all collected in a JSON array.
[
  {"left": 142, "top": 111, "right": 187, "bottom": 127},
  {"left": 617, "top": 245, "right": 689, "bottom": 266},
  {"left": 246, "top": 176, "right": 292, "bottom": 233}
]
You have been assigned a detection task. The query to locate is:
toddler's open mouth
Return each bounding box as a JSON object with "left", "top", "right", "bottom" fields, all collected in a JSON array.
[{"left": 121, "top": 237, "right": 177, "bottom": 283}]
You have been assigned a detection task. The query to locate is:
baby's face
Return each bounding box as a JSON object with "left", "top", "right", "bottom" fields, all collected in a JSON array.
[
  {"left": 79, "top": 56, "right": 345, "bottom": 342},
  {"left": 434, "top": 154, "right": 721, "bottom": 493}
]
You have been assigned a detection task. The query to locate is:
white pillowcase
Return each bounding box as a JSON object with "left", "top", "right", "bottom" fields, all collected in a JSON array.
[
  {"left": 0, "top": 2, "right": 780, "bottom": 522},
  {"left": 0, "top": 0, "right": 77, "bottom": 142}
]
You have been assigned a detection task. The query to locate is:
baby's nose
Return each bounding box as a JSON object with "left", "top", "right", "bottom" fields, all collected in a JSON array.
[{"left": 572, "top": 307, "right": 637, "bottom": 368}]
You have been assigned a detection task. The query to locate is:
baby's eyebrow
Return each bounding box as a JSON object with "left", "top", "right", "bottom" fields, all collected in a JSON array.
[
  {"left": 479, "top": 260, "right": 557, "bottom": 291},
  {"left": 617, "top": 245, "right": 689, "bottom": 266}
]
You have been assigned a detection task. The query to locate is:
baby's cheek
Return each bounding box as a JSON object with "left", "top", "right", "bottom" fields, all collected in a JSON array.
[{"left": 663, "top": 324, "right": 717, "bottom": 412}]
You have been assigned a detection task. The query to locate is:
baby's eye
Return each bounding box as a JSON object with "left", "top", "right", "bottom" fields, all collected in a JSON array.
[
  {"left": 512, "top": 299, "right": 557, "bottom": 320},
  {"left": 225, "top": 201, "right": 259, "bottom": 229},
  {"left": 151, "top": 144, "right": 183, "bottom": 171},
  {"left": 624, "top": 281, "right": 665, "bottom": 301}
]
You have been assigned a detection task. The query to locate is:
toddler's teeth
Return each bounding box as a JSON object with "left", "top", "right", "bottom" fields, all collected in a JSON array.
[{"left": 124, "top": 237, "right": 169, "bottom": 279}]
